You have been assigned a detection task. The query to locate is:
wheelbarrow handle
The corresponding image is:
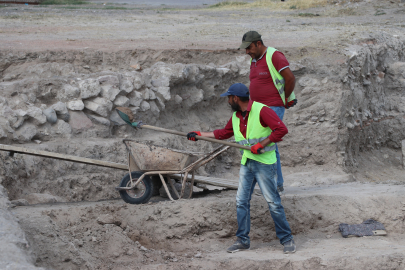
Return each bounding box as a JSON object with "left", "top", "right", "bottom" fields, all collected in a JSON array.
[{"left": 140, "top": 124, "right": 264, "bottom": 154}]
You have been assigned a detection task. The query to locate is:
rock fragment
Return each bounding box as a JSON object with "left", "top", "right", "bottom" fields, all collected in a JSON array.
[{"left": 79, "top": 78, "right": 101, "bottom": 99}]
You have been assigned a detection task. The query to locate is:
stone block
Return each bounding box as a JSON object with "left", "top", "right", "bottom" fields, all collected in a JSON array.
[
  {"left": 114, "top": 95, "right": 130, "bottom": 107},
  {"left": 154, "top": 86, "right": 171, "bottom": 101},
  {"left": 16, "top": 124, "right": 37, "bottom": 142},
  {"left": 78, "top": 78, "right": 101, "bottom": 99},
  {"left": 0, "top": 126, "right": 6, "bottom": 139},
  {"left": 84, "top": 97, "right": 113, "bottom": 117},
  {"left": 69, "top": 111, "right": 93, "bottom": 132},
  {"left": 57, "top": 84, "right": 80, "bottom": 101},
  {"left": 140, "top": 101, "right": 150, "bottom": 112},
  {"left": 42, "top": 108, "right": 58, "bottom": 124},
  {"left": 55, "top": 119, "right": 72, "bottom": 135},
  {"left": 149, "top": 101, "right": 160, "bottom": 116},
  {"left": 120, "top": 76, "right": 134, "bottom": 94},
  {"left": 51, "top": 101, "right": 68, "bottom": 115},
  {"left": 26, "top": 106, "right": 47, "bottom": 125},
  {"left": 67, "top": 100, "right": 85, "bottom": 111},
  {"left": 88, "top": 114, "right": 111, "bottom": 126},
  {"left": 128, "top": 91, "right": 143, "bottom": 107},
  {"left": 133, "top": 73, "right": 144, "bottom": 90},
  {"left": 100, "top": 84, "right": 121, "bottom": 101}
]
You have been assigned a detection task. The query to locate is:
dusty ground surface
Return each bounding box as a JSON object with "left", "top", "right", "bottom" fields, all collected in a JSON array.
[{"left": 1, "top": 0, "right": 405, "bottom": 269}]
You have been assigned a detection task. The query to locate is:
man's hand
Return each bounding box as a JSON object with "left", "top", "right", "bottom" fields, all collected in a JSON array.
[
  {"left": 251, "top": 142, "right": 264, "bottom": 154},
  {"left": 187, "top": 131, "right": 201, "bottom": 141},
  {"left": 285, "top": 98, "right": 297, "bottom": 109}
]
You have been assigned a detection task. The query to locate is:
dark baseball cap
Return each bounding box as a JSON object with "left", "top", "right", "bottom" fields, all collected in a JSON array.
[
  {"left": 239, "top": 31, "right": 262, "bottom": 49},
  {"left": 220, "top": 83, "right": 250, "bottom": 98}
]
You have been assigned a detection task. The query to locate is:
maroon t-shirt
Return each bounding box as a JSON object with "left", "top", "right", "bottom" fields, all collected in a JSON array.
[
  {"left": 249, "top": 50, "right": 289, "bottom": 107},
  {"left": 213, "top": 100, "right": 288, "bottom": 143}
]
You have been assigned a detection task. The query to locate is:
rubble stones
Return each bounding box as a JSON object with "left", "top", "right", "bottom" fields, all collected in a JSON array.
[
  {"left": 114, "top": 96, "right": 130, "bottom": 107},
  {"left": 140, "top": 101, "right": 150, "bottom": 112},
  {"left": 16, "top": 124, "right": 37, "bottom": 142},
  {"left": 79, "top": 78, "right": 101, "bottom": 99},
  {"left": 402, "top": 140, "right": 405, "bottom": 169},
  {"left": 0, "top": 126, "right": 7, "bottom": 139},
  {"left": 58, "top": 84, "right": 80, "bottom": 101},
  {"left": 84, "top": 98, "right": 113, "bottom": 117},
  {"left": 42, "top": 108, "right": 58, "bottom": 124},
  {"left": 128, "top": 91, "right": 143, "bottom": 107},
  {"left": 51, "top": 102, "right": 69, "bottom": 119},
  {"left": 88, "top": 115, "right": 111, "bottom": 126},
  {"left": 27, "top": 106, "right": 47, "bottom": 125},
  {"left": 55, "top": 119, "right": 72, "bottom": 135},
  {"left": 119, "top": 75, "right": 134, "bottom": 94},
  {"left": 67, "top": 100, "right": 85, "bottom": 111}
]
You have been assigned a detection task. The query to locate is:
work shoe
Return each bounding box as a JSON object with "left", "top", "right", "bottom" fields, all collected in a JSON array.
[
  {"left": 226, "top": 238, "right": 250, "bottom": 253},
  {"left": 283, "top": 239, "right": 296, "bottom": 254},
  {"left": 277, "top": 185, "right": 285, "bottom": 196}
]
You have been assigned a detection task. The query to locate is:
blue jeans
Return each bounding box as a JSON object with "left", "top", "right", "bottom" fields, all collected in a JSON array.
[
  {"left": 269, "top": 106, "right": 285, "bottom": 188},
  {"left": 236, "top": 159, "right": 293, "bottom": 245}
]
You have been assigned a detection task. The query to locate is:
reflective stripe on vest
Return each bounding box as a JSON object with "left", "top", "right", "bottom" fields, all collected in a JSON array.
[{"left": 232, "top": 101, "right": 277, "bottom": 165}]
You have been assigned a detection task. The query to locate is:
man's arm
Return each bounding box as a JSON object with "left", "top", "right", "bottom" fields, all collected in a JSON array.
[
  {"left": 258, "top": 107, "right": 288, "bottom": 147},
  {"left": 279, "top": 67, "right": 295, "bottom": 99}
]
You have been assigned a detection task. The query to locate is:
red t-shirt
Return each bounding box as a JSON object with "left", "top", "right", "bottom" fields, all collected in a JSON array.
[
  {"left": 249, "top": 50, "right": 289, "bottom": 107},
  {"left": 213, "top": 100, "right": 288, "bottom": 143}
]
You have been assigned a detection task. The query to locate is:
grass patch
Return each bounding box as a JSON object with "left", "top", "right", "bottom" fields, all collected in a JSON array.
[
  {"left": 209, "top": 1, "right": 248, "bottom": 8},
  {"left": 298, "top": 12, "right": 319, "bottom": 17},
  {"left": 40, "top": 0, "right": 88, "bottom": 5},
  {"left": 103, "top": 5, "right": 127, "bottom": 9},
  {"left": 338, "top": 7, "right": 356, "bottom": 16},
  {"left": 209, "top": 0, "right": 328, "bottom": 10},
  {"left": 374, "top": 9, "right": 386, "bottom": 16}
]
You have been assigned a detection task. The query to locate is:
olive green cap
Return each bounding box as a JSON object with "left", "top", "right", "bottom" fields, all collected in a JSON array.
[{"left": 239, "top": 31, "right": 262, "bottom": 49}]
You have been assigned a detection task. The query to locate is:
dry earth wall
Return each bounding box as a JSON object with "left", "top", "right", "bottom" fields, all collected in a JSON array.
[{"left": 0, "top": 34, "right": 405, "bottom": 204}]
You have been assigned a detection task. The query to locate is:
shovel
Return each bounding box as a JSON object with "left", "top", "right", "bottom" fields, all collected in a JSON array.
[{"left": 115, "top": 107, "right": 257, "bottom": 153}]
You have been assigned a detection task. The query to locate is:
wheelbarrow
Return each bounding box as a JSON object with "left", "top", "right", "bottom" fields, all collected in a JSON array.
[{"left": 115, "top": 139, "right": 230, "bottom": 204}]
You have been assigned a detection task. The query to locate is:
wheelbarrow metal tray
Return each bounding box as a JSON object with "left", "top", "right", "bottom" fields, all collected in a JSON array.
[{"left": 124, "top": 141, "right": 196, "bottom": 171}]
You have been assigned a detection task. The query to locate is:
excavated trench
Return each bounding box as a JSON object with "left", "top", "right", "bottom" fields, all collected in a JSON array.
[{"left": 1, "top": 34, "right": 405, "bottom": 269}]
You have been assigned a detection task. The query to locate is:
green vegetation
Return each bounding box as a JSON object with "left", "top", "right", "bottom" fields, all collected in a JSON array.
[
  {"left": 209, "top": 1, "right": 248, "bottom": 8},
  {"left": 40, "top": 0, "right": 87, "bottom": 5},
  {"left": 290, "top": 5, "right": 297, "bottom": 9},
  {"left": 298, "top": 12, "right": 320, "bottom": 17},
  {"left": 374, "top": 10, "right": 386, "bottom": 16}
]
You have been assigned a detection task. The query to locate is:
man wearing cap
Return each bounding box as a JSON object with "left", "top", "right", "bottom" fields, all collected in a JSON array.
[
  {"left": 187, "top": 83, "right": 296, "bottom": 254},
  {"left": 239, "top": 30, "right": 297, "bottom": 195}
]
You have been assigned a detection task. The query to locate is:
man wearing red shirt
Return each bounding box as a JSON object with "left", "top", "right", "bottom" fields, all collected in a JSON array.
[
  {"left": 187, "top": 83, "right": 295, "bottom": 254},
  {"left": 239, "top": 31, "right": 297, "bottom": 194}
]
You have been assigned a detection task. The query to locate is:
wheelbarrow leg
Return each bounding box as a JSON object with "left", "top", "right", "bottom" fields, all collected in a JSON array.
[
  {"left": 188, "top": 171, "right": 195, "bottom": 199},
  {"left": 179, "top": 171, "right": 189, "bottom": 198},
  {"left": 167, "top": 176, "right": 180, "bottom": 200},
  {"left": 158, "top": 173, "right": 175, "bottom": 201}
]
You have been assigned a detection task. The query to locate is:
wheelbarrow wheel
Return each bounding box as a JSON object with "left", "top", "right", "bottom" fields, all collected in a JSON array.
[{"left": 119, "top": 171, "right": 153, "bottom": 204}]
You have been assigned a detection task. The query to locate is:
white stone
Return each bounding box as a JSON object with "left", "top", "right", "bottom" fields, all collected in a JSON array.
[
  {"left": 100, "top": 84, "right": 121, "bottom": 102},
  {"left": 56, "top": 119, "right": 72, "bottom": 135},
  {"left": 58, "top": 84, "right": 80, "bottom": 100},
  {"left": 140, "top": 101, "right": 150, "bottom": 112},
  {"left": 183, "top": 87, "right": 204, "bottom": 107},
  {"left": 133, "top": 73, "right": 144, "bottom": 90},
  {"left": 26, "top": 106, "right": 47, "bottom": 124},
  {"left": 84, "top": 97, "right": 113, "bottom": 117},
  {"left": 142, "top": 88, "right": 156, "bottom": 100},
  {"left": 16, "top": 124, "right": 37, "bottom": 142},
  {"left": 149, "top": 101, "right": 160, "bottom": 116},
  {"left": 67, "top": 100, "right": 85, "bottom": 111},
  {"left": 154, "top": 86, "right": 171, "bottom": 101},
  {"left": 0, "top": 126, "right": 6, "bottom": 139},
  {"left": 120, "top": 76, "right": 134, "bottom": 94},
  {"left": 51, "top": 101, "right": 68, "bottom": 115},
  {"left": 114, "top": 96, "right": 130, "bottom": 107},
  {"left": 128, "top": 91, "right": 143, "bottom": 107},
  {"left": 78, "top": 78, "right": 101, "bottom": 99},
  {"left": 88, "top": 114, "right": 111, "bottom": 126},
  {"left": 174, "top": 95, "right": 183, "bottom": 104}
]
